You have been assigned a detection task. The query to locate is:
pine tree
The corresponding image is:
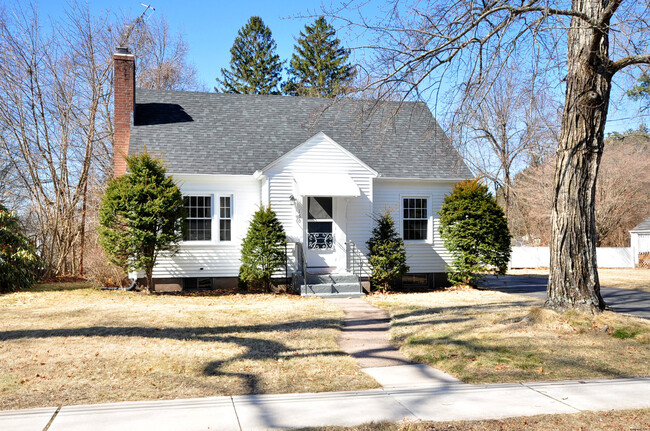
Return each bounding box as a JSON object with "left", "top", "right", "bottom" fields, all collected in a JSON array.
[
  {"left": 628, "top": 73, "right": 650, "bottom": 105},
  {"left": 216, "top": 16, "right": 284, "bottom": 95},
  {"left": 366, "top": 210, "right": 409, "bottom": 292},
  {"left": 99, "top": 152, "right": 185, "bottom": 293},
  {"left": 283, "top": 16, "right": 354, "bottom": 97},
  {"left": 0, "top": 203, "right": 41, "bottom": 293},
  {"left": 239, "top": 206, "right": 287, "bottom": 292},
  {"left": 438, "top": 179, "right": 511, "bottom": 287}
]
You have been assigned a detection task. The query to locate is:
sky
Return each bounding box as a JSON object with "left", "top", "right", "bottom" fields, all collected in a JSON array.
[
  {"left": 39, "top": 0, "right": 327, "bottom": 89},
  {"left": 35, "top": 0, "right": 648, "bottom": 135}
]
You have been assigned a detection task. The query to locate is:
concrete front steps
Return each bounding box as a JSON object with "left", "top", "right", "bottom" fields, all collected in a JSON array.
[{"left": 300, "top": 273, "right": 364, "bottom": 297}]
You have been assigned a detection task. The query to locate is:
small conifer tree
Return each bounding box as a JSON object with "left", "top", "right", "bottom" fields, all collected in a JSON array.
[
  {"left": 0, "top": 203, "right": 41, "bottom": 293},
  {"left": 99, "top": 153, "right": 185, "bottom": 292},
  {"left": 239, "top": 206, "right": 287, "bottom": 292},
  {"left": 284, "top": 16, "right": 354, "bottom": 97},
  {"left": 216, "top": 16, "right": 284, "bottom": 94},
  {"left": 366, "top": 210, "right": 409, "bottom": 292},
  {"left": 439, "top": 179, "right": 511, "bottom": 287}
]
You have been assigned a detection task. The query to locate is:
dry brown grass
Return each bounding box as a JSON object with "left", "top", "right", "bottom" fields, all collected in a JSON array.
[
  {"left": 368, "top": 290, "right": 650, "bottom": 384},
  {"left": 508, "top": 268, "right": 650, "bottom": 293},
  {"left": 302, "top": 408, "right": 650, "bottom": 431},
  {"left": 0, "top": 283, "right": 378, "bottom": 410}
]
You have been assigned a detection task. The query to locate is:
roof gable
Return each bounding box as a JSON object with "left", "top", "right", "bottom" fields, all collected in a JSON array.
[
  {"left": 129, "top": 90, "right": 472, "bottom": 179},
  {"left": 261, "top": 132, "right": 378, "bottom": 176},
  {"left": 631, "top": 216, "right": 650, "bottom": 232}
]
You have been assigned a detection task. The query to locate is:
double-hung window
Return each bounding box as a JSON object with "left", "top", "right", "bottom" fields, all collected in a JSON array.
[
  {"left": 219, "top": 196, "right": 232, "bottom": 241},
  {"left": 183, "top": 194, "right": 233, "bottom": 242},
  {"left": 184, "top": 196, "right": 212, "bottom": 241},
  {"left": 403, "top": 197, "right": 428, "bottom": 240}
]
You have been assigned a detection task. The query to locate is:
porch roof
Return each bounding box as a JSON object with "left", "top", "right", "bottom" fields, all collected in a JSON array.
[{"left": 293, "top": 173, "right": 360, "bottom": 197}]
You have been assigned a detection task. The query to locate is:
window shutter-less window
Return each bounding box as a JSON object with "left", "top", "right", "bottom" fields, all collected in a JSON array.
[
  {"left": 184, "top": 196, "right": 212, "bottom": 241},
  {"left": 403, "top": 197, "right": 428, "bottom": 240},
  {"left": 219, "top": 195, "right": 232, "bottom": 241}
]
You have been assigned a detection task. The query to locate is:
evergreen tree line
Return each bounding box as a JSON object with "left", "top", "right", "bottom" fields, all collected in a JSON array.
[{"left": 216, "top": 16, "right": 354, "bottom": 97}]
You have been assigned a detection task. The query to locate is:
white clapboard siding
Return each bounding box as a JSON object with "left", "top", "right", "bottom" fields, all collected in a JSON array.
[
  {"left": 373, "top": 179, "right": 456, "bottom": 273},
  {"left": 631, "top": 232, "right": 650, "bottom": 265},
  {"left": 263, "top": 133, "right": 377, "bottom": 271},
  {"left": 153, "top": 174, "right": 261, "bottom": 278},
  {"left": 638, "top": 234, "right": 650, "bottom": 253}
]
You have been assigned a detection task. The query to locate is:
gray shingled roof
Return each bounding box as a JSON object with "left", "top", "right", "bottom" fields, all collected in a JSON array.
[
  {"left": 130, "top": 89, "right": 472, "bottom": 179},
  {"left": 631, "top": 216, "right": 650, "bottom": 232}
]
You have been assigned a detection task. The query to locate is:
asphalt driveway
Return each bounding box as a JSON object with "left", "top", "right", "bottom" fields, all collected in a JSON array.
[{"left": 481, "top": 275, "right": 650, "bottom": 319}]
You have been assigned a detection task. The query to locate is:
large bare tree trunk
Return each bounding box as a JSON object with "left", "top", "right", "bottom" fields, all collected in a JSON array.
[
  {"left": 547, "top": 1, "right": 611, "bottom": 313},
  {"left": 326, "top": 0, "right": 650, "bottom": 313}
]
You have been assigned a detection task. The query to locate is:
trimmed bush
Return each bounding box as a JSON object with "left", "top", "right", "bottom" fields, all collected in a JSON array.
[
  {"left": 239, "top": 206, "right": 287, "bottom": 292},
  {"left": 439, "top": 179, "right": 511, "bottom": 287},
  {"left": 99, "top": 152, "right": 185, "bottom": 292},
  {"left": 0, "top": 204, "right": 41, "bottom": 292},
  {"left": 367, "top": 210, "right": 409, "bottom": 292}
]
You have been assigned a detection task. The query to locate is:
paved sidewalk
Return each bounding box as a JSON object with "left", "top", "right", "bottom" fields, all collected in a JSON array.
[{"left": 2, "top": 378, "right": 650, "bottom": 430}]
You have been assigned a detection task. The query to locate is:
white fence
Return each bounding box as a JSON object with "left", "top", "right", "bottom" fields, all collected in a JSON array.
[{"left": 510, "top": 247, "right": 634, "bottom": 269}]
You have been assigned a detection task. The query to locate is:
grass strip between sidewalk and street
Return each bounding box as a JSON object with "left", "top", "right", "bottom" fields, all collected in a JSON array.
[{"left": 301, "top": 408, "right": 650, "bottom": 431}]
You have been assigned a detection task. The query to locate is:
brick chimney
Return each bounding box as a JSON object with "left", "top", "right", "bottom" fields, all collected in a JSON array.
[{"left": 113, "top": 47, "right": 135, "bottom": 177}]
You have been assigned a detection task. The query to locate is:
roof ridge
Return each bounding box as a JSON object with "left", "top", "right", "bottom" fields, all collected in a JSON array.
[{"left": 134, "top": 88, "right": 425, "bottom": 107}]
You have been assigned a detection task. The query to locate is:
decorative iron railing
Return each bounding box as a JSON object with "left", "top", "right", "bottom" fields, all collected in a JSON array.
[
  {"left": 346, "top": 241, "right": 370, "bottom": 278},
  {"left": 293, "top": 242, "right": 307, "bottom": 293}
]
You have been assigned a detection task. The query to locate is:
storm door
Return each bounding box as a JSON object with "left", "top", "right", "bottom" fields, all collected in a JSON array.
[{"left": 305, "top": 196, "right": 336, "bottom": 268}]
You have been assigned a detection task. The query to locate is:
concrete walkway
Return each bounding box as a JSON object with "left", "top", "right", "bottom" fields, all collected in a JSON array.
[
  {"left": 3, "top": 297, "right": 650, "bottom": 430},
  {"left": 327, "top": 297, "right": 462, "bottom": 388},
  {"left": 482, "top": 274, "right": 650, "bottom": 319}
]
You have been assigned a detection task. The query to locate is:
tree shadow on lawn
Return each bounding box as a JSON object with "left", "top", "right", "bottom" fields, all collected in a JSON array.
[
  {"left": 0, "top": 318, "right": 346, "bottom": 394},
  {"left": 381, "top": 300, "right": 642, "bottom": 381},
  {"left": 408, "top": 331, "right": 636, "bottom": 381},
  {"left": 390, "top": 300, "right": 539, "bottom": 327},
  {"left": 395, "top": 310, "right": 642, "bottom": 382}
]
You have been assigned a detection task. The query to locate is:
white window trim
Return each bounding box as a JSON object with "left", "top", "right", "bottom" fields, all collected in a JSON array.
[
  {"left": 182, "top": 194, "right": 214, "bottom": 245},
  {"left": 400, "top": 194, "right": 432, "bottom": 244},
  {"left": 217, "top": 194, "right": 234, "bottom": 242},
  {"left": 180, "top": 193, "right": 235, "bottom": 245}
]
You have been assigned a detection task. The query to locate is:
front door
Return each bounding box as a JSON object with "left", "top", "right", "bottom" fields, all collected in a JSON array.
[{"left": 305, "top": 196, "right": 337, "bottom": 269}]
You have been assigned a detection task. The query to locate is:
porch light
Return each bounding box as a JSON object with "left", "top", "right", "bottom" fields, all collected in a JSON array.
[{"left": 289, "top": 194, "right": 296, "bottom": 204}]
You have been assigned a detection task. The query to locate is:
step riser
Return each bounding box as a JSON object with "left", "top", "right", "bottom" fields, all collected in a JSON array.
[
  {"left": 306, "top": 275, "right": 360, "bottom": 284},
  {"left": 298, "top": 273, "right": 364, "bottom": 297},
  {"left": 303, "top": 283, "right": 362, "bottom": 295},
  {"left": 304, "top": 293, "right": 366, "bottom": 298}
]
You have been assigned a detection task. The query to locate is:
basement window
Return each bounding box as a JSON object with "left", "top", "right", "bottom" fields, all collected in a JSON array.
[
  {"left": 183, "top": 278, "right": 213, "bottom": 290},
  {"left": 402, "top": 273, "right": 429, "bottom": 287}
]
